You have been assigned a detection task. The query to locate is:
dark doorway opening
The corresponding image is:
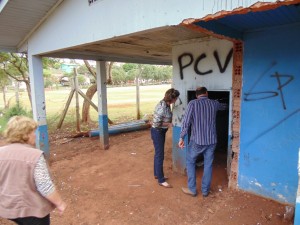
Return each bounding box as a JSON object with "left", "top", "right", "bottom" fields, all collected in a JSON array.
[{"left": 187, "top": 90, "right": 230, "bottom": 153}]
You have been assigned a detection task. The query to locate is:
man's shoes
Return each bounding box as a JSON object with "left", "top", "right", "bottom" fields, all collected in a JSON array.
[
  {"left": 196, "top": 160, "right": 204, "bottom": 167},
  {"left": 202, "top": 190, "right": 212, "bottom": 197},
  {"left": 181, "top": 187, "right": 197, "bottom": 197},
  {"left": 155, "top": 176, "right": 168, "bottom": 180},
  {"left": 159, "top": 182, "right": 172, "bottom": 188}
]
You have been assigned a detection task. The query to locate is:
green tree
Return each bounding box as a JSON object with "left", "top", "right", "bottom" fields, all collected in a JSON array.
[
  {"left": 0, "top": 69, "right": 10, "bottom": 108},
  {"left": 141, "top": 65, "right": 155, "bottom": 82},
  {"left": 122, "top": 63, "right": 138, "bottom": 73},
  {"left": 77, "top": 74, "right": 86, "bottom": 86},
  {"left": 158, "top": 65, "right": 172, "bottom": 82},
  {"left": 120, "top": 63, "right": 172, "bottom": 84},
  {"left": 43, "top": 68, "right": 59, "bottom": 88},
  {"left": 0, "top": 53, "right": 62, "bottom": 107},
  {"left": 42, "top": 57, "right": 61, "bottom": 69},
  {"left": 0, "top": 53, "right": 32, "bottom": 106},
  {"left": 77, "top": 63, "right": 91, "bottom": 75},
  {"left": 111, "top": 66, "right": 126, "bottom": 85}
]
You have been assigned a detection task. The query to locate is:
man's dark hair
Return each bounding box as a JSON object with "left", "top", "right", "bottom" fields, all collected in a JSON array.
[{"left": 196, "top": 87, "right": 207, "bottom": 96}]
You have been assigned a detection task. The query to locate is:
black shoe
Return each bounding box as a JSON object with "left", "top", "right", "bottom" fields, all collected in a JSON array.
[{"left": 202, "top": 191, "right": 212, "bottom": 197}]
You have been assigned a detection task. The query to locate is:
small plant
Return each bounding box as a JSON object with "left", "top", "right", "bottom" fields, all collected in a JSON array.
[
  {"left": 4, "top": 104, "right": 32, "bottom": 120},
  {"left": 0, "top": 104, "right": 32, "bottom": 134},
  {"left": 0, "top": 110, "right": 6, "bottom": 134}
]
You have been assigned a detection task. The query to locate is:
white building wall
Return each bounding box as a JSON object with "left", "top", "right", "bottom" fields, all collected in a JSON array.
[{"left": 172, "top": 38, "right": 233, "bottom": 127}]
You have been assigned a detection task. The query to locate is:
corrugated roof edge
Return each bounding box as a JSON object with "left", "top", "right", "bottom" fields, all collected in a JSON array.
[
  {"left": 181, "top": 0, "right": 300, "bottom": 24},
  {"left": 178, "top": 0, "right": 300, "bottom": 42}
]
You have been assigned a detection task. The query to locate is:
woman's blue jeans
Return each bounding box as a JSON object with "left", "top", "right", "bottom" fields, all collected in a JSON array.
[
  {"left": 151, "top": 127, "right": 168, "bottom": 183},
  {"left": 186, "top": 140, "right": 216, "bottom": 195}
]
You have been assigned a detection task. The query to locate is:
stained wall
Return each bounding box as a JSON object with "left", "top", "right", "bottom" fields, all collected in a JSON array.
[
  {"left": 238, "top": 23, "right": 300, "bottom": 204},
  {"left": 171, "top": 38, "right": 233, "bottom": 174}
]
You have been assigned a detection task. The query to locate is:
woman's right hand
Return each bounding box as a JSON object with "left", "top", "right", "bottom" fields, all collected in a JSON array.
[
  {"left": 56, "top": 201, "right": 67, "bottom": 214},
  {"left": 178, "top": 139, "right": 185, "bottom": 149},
  {"left": 45, "top": 190, "right": 67, "bottom": 215}
]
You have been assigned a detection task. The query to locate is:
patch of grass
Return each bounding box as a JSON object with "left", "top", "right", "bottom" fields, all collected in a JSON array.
[
  {"left": 3, "top": 104, "right": 32, "bottom": 119},
  {"left": 0, "top": 84, "right": 171, "bottom": 133},
  {"left": 0, "top": 114, "right": 6, "bottom": 134}
]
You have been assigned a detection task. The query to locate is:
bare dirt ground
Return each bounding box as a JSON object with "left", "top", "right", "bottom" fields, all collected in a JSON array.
[{"left": 0, "top": 128, "right": 294, "bottom": 225}]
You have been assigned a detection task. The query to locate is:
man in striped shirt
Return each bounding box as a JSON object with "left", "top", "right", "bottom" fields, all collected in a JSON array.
[{"left": 178, "top": 87, "right": 227, "bottom": 197}]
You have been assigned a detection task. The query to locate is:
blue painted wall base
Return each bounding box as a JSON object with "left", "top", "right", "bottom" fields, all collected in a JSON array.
[
  {"left": 98, "top": 114, "right": 109, "bottom": 149},
  {"left": 172, "top": 126, "right": 186, "bottom": 175},
  {"left": 36, "top": 124, "right": 49, "bottom": 157}
]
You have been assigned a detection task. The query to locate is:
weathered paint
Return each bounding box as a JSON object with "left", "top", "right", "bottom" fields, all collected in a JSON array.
[
  {"left": 295, "top": 197, "right": 300, "bottom": 224},
  {"left": 295, "top": 148, "right": 300, "bottom": 224},
  {"left": 172, "top": 126, "right": 186, "bottom": 174},
  {"left": 28, "top": 54, "right": 49, "bottom": 156},
  {"left": 98, "top": 114, "right": 109, "bottom": 149},
  {"left": 36, "top": 124, "right": 49, "bottom": 157},
  {"left": 96, "top": 61, "right": 109, "bottom": 149},
  {"left": 238, "top": 23, "right": 300, "bottom": 204},
  {"left": 172, "top": 38, "right": 233, "bottom": 173}
]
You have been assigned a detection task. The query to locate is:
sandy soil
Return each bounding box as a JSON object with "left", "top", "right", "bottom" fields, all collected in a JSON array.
[{"left": 0, "top": 128, "right": 294, "bottom": 225}]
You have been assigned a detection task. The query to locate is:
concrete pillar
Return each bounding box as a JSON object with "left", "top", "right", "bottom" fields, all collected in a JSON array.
[
  {"left": 294, "top": 148, "right": 300, "bottom": 224},
  {"left": 96, "top": 61, "right": 109, "bottom": 149},
  {"left": 172, "top": 126, "right": 187, "bottom": 175},
  {"left": 28, "top": 55, "right": 49, "bottom": 157}
]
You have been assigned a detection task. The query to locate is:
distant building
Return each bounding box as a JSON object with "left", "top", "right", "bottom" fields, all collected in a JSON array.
[
  {"left": 59, "top": 76, "right": 70, "bottom": 86},
  {"left": 60, "top": 63, "right": 77, "bottom": 74}
]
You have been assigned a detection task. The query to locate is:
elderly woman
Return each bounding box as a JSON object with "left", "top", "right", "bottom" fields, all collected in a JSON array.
[
  {"left": 151, "top": 88, "right": 180, "bottom": 188},
  {"left": 0, "top": 116, "right": 66, "bottom": 225}
]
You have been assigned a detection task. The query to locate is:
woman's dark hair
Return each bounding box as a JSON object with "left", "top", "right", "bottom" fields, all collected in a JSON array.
[{"left": 164, "top": 88, "right": 180, "bottom": 103}]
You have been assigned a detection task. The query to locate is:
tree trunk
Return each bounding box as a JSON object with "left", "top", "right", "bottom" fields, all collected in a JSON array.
[
  {"left": 81, "top": 84, "right": 113, "bottom": 124},
  {"left": 83, "top": 60, "right": 96, "bottom": 78},
  {"left": 2, "top": 86, "right": 7, "bottom": 108},
  {"left": 24, "top": 80, "right": 32, "bottom": 108},
  {"left": 106, "top": 62, "right": 114, "bottom": 85},
  {"left": 82, "top": 61, "right": 114, "bottom": 124},
  {"left": 81, "top": 84, "right": 97, "bottom": 123}
]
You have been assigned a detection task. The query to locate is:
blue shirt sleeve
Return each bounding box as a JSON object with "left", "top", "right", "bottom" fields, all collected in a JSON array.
[{"left": 180, "top": 101, "right": 194, "bottom": 139}]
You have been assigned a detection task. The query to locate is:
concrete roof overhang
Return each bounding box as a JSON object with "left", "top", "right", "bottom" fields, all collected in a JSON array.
[
  {"left": 1, "top": 0, "right": 300, "bottom": 65},
  {"left": 0, "top": 0, "right": 63, "bottom": 52}
]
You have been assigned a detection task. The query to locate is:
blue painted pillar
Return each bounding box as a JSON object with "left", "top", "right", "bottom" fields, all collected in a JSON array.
[
  {"left": 28, "top": 55, "right": 49, "bottom": 157},
  {"left": 294, "top": 148, "right": 300, "bottom": 224},
  {"left": 96, "top": 61, "right": 109, "bottom": 149},
  {"left": 172, "top": 126, "right": 186, "bottom": 174}
]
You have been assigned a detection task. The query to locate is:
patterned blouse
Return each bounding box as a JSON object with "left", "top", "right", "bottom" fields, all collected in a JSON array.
[
  {"left": 152, "top": 100, "right": 172, "bottom": 129},
  {"left": 34, "top": 155, "right": 55, "bottom": 197}
]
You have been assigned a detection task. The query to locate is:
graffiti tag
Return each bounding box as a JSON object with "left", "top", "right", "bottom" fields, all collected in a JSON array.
[
  {"left": 178, "top": 48, "right": 233, "bottom": 80},
  {"left": 244, "top": 62, "right": 294, "bottom": 110}
]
